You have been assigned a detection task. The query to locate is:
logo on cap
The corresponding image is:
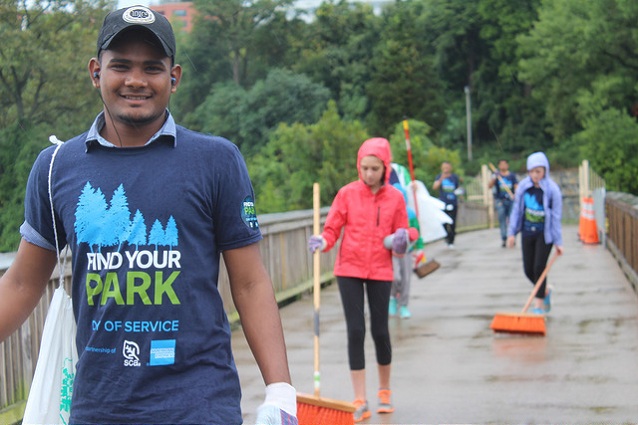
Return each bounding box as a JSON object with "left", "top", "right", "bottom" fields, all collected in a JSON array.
[{"left": 122, "top": 6, "right": 156, "bottom": 25}]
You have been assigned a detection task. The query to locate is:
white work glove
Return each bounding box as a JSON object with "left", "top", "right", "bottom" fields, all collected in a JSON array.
[
  {"left": 308, "top": 235, "right": 326, "bottom": 253},
  {"left": 255, "top": 382, "right": 298, "bottom": 425}
]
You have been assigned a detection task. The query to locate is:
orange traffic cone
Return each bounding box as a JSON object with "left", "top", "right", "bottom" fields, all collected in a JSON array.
[{"left": 579, "top": 197, "right": 599, "bottom": 244}]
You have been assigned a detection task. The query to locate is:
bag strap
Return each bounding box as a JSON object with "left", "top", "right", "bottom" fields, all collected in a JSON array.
[{"left": 47, "top": 135, "right": 69, "bottom": 289}]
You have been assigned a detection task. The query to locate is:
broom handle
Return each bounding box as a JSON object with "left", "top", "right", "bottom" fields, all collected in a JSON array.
[
  {"left": 521, "top": 252, "right": 559, "bottom": 313},
  {"left": 312, "top": 182, "right": 321, "bottom": 397},
  {"left": 488, "top": 162, "right": 515, "bottom": 200},
  {"left": 403, "top": 119, "right": 420, "bottom": 219}
]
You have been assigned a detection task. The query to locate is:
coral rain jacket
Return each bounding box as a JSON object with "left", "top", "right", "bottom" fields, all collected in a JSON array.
[{"left": 321, "top": 138, "right": 409, "bottom": 281}]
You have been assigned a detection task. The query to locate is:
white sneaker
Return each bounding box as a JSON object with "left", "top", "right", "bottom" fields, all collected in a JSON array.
[{"left": 448, "top": 244, "right": 455, "bottom": 250}]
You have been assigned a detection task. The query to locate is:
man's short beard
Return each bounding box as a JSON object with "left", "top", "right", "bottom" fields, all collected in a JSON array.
[{"left": 117, "top": 111, "right": 163, "bottom": 126}]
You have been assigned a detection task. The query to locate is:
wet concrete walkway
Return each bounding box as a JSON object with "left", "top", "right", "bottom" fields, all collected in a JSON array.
[{"left": 234, "top": 225, "right": 638, "bottom": 424}]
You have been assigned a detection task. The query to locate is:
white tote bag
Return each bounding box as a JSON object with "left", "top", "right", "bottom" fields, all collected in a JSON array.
[
  {"left": 22, "top": 285, "right": 78, "bottom": 425},
  {"left": 23, "top": 136, "right": 78, "bottom": 425}
]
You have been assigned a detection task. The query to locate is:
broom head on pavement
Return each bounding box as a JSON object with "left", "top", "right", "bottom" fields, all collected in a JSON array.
[
  {"left": 490, "top": 253, "right": 558, "bottom": 336},
  {"left": 297, "top": 183, "right": 355, "bottom": 424},
  {"left": 414, "top": 258, "right": 440, "bottom": 279},
  {"left": 297, "top": 393, "right": 356, "bottom": 425},
  {"left": 490, "top": 312, "right": 546, "bottom": 335}
]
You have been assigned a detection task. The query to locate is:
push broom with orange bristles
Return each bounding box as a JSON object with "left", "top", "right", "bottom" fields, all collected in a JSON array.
[
  {"left": 490, "top": 252, "right": 559, "bottom": 336},
  {"left": 403, "top": 119, "right": 441, "bottom": 280},
  {"left": 296, "top": 183, "right": 355, "bottom": 425}
]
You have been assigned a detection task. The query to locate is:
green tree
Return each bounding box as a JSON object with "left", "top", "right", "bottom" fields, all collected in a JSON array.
[
  {"left": 366, "top": 1, "right": 446, "bottom": 136},
  {"left": 291, "top": 0, "right": 380, "bottom": 121},
  {"left": 475, "top": 0, "right": 547, "bottom": 154},
  {"left": 0, "top": 0, "right": 110, "bottom": 252},
  {"left": 170, "top": 10, "right": 232, "bottom": 119},
  {"left": 192, "top": 0, "right": 295, "bottom": 86},
  {"left": 182, "top": 81, "right": 247, "bottom": 142},
  {"left": 417, "top": 0, "right": 546, "bottom": 158},
  {"left": 174, "top": 0, "right": 298, "bottom": 118},
  {"left": 518, "top": 0, "right": 638, "bottom": 191},
  {"left": 248, "top": 101, "right": 368, "bottom": 212},
  {"left": 239, "top": 68, "right": 331, "bottom": 154},
  {"left": 577, "top": 107, "right": 638, "bottom": 194},
  {"left": 518, "top": 0, "right": 638, "bottom": 142},
  {"left": 0, "top": 0, "right": 106, "bottom": 130},
  {"left": 183, "top": 69, "right": 330, "bottom": 154}
]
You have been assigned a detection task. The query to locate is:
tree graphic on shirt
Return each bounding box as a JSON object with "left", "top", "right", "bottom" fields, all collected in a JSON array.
[
  {"left": 128, "top": 209, "right": 147, "bottom": 249},
  {"left": 108, "top": 184, "right": 131, "bottom": 250},
  {"left": 75, "top": 182, "right": 109, "bottom": 253},
  {"left": 148, "top": 219, "right": 165, "bottom": 250},
  {"left": 74, "top": 182, "right": 178, "bottom": 251},
  {"left": 165, "top": 216, "right": 178, "bottom": 249}
]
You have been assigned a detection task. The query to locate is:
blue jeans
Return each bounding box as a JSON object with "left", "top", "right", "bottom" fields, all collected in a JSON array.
[{"left": 495, "top": 199, "right": 513, "bottom": 241}]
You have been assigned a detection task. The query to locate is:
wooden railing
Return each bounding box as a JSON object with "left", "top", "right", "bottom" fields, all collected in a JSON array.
[{"left": 605, "top": 192, "right": 638, "bottom": 292}]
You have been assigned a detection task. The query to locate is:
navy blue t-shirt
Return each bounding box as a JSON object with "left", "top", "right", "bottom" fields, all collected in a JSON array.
[
  {"left": 22, "top": 123, "right": 261, "bottom": 424},
  {"left": 522, "top": 186, "right": 545, "bottom": 237},
  {"left": 435, "top": 173, "right": 460, "bottom": 207},
  {"left": 494, "top": 172, "right": 517, "bottom": 201}
]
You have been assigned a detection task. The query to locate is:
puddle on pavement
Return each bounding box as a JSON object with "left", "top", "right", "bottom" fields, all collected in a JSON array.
[{"left": 491, "top": 334, "right": 548, "bottom": 363}]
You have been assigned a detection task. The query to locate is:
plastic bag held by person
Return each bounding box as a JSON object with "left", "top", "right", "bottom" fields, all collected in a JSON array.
[{"left": 383, "top": 228, "right": 414, "bottom": 255}]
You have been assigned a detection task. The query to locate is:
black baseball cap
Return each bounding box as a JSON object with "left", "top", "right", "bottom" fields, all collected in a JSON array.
[{"left": 97, "top": 5, "right": 176, "bottom": 59}]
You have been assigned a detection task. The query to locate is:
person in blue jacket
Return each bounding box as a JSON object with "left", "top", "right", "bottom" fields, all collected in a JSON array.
[{"left": 507, "top": 152, "right": 564, "bottom": 314}]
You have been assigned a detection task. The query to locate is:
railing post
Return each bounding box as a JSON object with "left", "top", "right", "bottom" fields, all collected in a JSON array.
[{"left": 481, "top": 164, "right": 494, "bottom": 229}]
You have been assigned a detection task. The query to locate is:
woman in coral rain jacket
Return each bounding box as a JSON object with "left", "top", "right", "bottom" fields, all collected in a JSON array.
[{"left": 308, "top": 137, "right": 409, "bottom": 422}]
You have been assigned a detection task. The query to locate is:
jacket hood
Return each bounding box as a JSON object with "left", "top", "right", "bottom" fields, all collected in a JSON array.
[
  {"left": 357, "top": 137, "right": 392, "bottom": 184},
  {"left": 527, "top": 151, "right": 550, "bottom": 176}
]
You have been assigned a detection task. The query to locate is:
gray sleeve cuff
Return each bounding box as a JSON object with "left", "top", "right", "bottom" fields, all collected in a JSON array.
[{"left": 19, "top": 221, "right": 57, "bottom": 252}]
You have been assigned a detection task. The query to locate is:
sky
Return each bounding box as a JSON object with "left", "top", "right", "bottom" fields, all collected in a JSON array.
[{"left": 118, "top": 0, "right": 152, "bottom": 8}]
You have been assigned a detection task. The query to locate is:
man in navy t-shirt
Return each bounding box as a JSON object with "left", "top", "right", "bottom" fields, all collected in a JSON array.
[
  {"left": 433, "top": 161, "right": 461, "bottom": 248},
  {"left": 0, "top": 6, "right": 297, "bottom": 425}
]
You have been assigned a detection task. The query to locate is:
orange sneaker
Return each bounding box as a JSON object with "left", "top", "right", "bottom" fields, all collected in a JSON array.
[
  {"left": 377, "top": 389, "right": 395, "bottom": 413},
  {"left": 353, "top": 399, "right": 371, "bottom": 422}
]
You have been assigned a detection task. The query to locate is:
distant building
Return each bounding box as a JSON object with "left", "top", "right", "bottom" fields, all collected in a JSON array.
[{"left": 151, "top": 1, "right": 195, "bottom": 33}]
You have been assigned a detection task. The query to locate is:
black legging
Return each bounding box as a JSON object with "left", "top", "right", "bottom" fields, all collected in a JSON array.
[
  {"left": 521, "top": 233, "right": 553, "bottom": 299},
  {"left": 444, "top": 207, "right": 457, "bottom": 245},
  {"left": 337, "top": 276, "right": 392, "bottom": 370}
]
